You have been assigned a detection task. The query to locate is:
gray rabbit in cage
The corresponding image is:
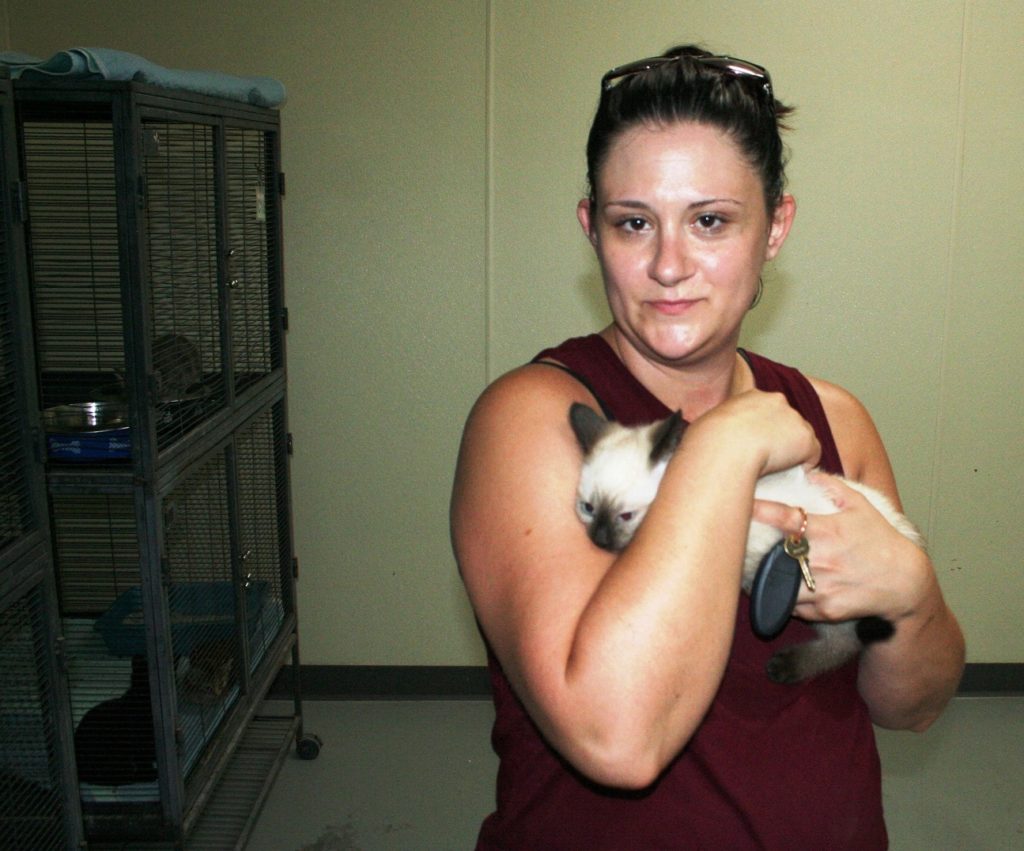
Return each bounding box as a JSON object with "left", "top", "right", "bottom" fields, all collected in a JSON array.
[
  {"left": 151, "top": 333, "right": 203, "bottom": 400},
  {"left": 108, "top": 333, "right": 204, "bottom": 403}
]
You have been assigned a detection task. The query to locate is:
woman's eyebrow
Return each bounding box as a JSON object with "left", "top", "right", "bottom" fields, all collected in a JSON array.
[{"left": 603, "top": 197, "right": 745, "bottom": 210}]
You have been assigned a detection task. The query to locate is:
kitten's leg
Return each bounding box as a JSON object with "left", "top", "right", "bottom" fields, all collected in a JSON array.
[{"left": 766, "top": 621, "right": 863, "bottom": 684}]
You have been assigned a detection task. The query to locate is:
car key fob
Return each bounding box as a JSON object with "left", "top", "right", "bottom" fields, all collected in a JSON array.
[{"left": 749, "top": 540, "right": 802, "bottom": 640}]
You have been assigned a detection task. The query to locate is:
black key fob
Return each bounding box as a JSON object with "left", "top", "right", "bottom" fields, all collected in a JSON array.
[{"left": 749, "top": 540, "right": 802, "bottom": 639}]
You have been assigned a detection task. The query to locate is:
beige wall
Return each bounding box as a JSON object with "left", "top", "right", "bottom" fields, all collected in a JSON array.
[{"left": 6, "top": 0, "right": 1021, "bottom": 664}]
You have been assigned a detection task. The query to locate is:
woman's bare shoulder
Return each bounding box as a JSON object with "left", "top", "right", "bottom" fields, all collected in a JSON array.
[{"left": 808, "top": 376, "right": 900, "bottom": 502}]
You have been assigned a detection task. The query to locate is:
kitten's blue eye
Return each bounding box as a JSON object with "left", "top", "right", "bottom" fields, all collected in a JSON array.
[{"left": 580, "top": 501, "right": 595, "bottom": 517}]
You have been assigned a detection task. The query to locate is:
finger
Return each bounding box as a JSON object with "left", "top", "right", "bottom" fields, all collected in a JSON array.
[
  {"left": 752, "top": 499, "right": 810, "bottom": 537},
  {"left": 792, "top": 599, "right": 818, "bottom": 621},
  {"left": 806, "top": 470, "right": 858, "bottom": 509}
]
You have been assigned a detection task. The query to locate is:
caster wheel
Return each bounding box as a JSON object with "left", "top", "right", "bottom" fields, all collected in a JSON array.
[{"left": 296, "top": 733, "right": 322, "bottom": 760}]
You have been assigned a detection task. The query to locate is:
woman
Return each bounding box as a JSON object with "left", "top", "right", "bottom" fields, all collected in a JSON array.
[{"left": 451, "top": 46, "right": 964, "bottom": 849}]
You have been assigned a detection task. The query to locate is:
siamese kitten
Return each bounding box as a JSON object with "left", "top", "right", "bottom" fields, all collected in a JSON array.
[{"left": 568, "top": 402, "right": 924, "bottom": 683}]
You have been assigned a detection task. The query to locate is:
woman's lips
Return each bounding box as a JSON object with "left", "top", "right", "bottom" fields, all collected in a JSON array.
[{"left": 649, "top": 298, "right": 699, "bottom": 315}]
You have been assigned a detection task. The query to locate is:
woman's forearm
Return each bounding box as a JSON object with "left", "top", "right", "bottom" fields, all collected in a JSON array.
[{"left": 856, "top": 554, "right": 965, "bottom": 730}]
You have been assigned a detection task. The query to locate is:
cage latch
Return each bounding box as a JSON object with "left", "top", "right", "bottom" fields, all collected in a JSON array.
[{"left": 143, "top": 127, "right": 161, "bottom": 157}]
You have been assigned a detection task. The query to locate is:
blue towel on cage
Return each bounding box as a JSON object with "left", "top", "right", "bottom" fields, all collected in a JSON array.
[{"left": 0, "top": 48, "right": 285, "bottom": 107}]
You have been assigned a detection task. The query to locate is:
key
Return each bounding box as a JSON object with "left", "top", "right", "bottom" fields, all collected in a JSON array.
[{"left": 784, "top": 534, "right": 816, "bottom": 592}]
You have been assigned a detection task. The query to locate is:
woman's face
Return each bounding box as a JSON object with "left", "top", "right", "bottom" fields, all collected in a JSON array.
[{"left": 578, "top": 121, "right": 794, "bottom": 367}]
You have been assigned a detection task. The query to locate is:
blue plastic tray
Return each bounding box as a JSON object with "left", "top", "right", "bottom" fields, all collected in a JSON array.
[
  {"left": 47, "top": 427, "right": 131, "bottom": 460},
  {"left": 95, "top": 580, "right": 268, "bottom": 656}
]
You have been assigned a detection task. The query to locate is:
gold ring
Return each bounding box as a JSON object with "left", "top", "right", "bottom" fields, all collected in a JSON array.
[{"left": 796, "top": 506, "right": 808, "bottom": 538}]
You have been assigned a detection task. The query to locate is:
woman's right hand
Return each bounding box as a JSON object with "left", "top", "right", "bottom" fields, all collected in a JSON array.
[{"left": 685, "top": 389, "right": 822, "bottom": 478}]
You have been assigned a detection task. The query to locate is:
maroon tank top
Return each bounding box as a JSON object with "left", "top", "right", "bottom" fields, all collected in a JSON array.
[{"left": 476, "top": 334, "right": 886, "bottom": 850}]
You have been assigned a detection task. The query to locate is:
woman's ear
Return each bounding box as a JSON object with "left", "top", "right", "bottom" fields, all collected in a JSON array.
[
  {"left": 765, "top": 194, "right": 796, "bottom": 260},
  {"left": 577, "top": 198, "right": 599, "bottom": 246}
]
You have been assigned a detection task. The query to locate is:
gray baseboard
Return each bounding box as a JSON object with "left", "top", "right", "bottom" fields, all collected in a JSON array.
[
  {"left": 270, "top": 665, "right": 491, "bottom": 700},
  {"left": 270, "top": 663, "right": 1022, "bottom": 700},
  {"left": 955, "top": 663, "right": 1024, "bottom": 695}
]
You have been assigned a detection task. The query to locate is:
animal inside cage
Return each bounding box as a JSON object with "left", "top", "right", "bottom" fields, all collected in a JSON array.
[
  {"left": 12, "top": 81, "right": 298, "bottom": 845},
  {"left": 52, "top": 404, "right": 287, "bottom": 830},
  {"left": 20, "top": 106, "right": 283, "bottom": 461}
]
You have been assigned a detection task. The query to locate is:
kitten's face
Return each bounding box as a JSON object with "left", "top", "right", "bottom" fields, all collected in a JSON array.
[{"left": 569, "top": 404, "right": 684, "bottom": 552}]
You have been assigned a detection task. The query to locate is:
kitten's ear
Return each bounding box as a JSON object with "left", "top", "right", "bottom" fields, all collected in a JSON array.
[
  {"left": 650, "top": 411, "right": 686, "bottom": 463},
  {"left": 569, "top": 403, "right": 607, "bottom": 453}
]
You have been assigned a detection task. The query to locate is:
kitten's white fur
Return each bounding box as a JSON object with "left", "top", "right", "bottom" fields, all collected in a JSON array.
[{"left": 570, "top": 403, "right": 924, "bottom": 683}]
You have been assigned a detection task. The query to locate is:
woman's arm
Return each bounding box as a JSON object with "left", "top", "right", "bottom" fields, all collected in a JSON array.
[
  {"left": 803, "top": 380, "right": 964, "bottom": 730},
  {"left": 451, "top": 365, "right": 820, "bottom": 788}
]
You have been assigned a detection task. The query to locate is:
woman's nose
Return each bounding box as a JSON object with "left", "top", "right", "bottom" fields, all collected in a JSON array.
[{"left": 649, "top": 229, "right": 693, "bottom": 286}]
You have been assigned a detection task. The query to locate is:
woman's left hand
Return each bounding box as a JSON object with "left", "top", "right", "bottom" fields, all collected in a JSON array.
[{"left": 751, "top": 471, "right": 929, "bottom": 626}]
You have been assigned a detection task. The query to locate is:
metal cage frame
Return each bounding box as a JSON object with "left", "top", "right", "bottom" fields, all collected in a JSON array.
[{"left": 7, "top": 78, "right": 305, "bottom": 849}]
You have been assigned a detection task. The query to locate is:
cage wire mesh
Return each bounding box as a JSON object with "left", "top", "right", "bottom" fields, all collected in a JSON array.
[
  {"left": 51, "top": 493, "right": 139, "bottom": 615},
  {"left": 143, "top": 120, "right": 226, "bottom": 450},
  {"left": 226, "top": 127, "right": 280, "bottom": 393},
  {"left": 0, "top": 204, "right": 34, "bottom": 549},
  {"left": 233, "top": 402, "right": 287, "bottom": 671},
  {"left": 161, "top": 448, "right": 241, "bottom": 781},
  {"left": 0, "top": 585, "right": 68, "bottom": 849},
  {"left": 51, "top": 493, "right": 159, "bottom": 802},
  {"left": 22, "top": 120, "right": 124, "bottom": 409}
]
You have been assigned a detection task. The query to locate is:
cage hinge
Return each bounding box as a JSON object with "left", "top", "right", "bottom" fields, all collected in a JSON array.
[
  {"left": 147, "top": 373, "right": 163, "bottom": 403},
  {"left": 11, "top": 180, "right": 28, "bottom": 222},
  {"left": 278, "top": 171, "right": 286, "bottom": 197},
  {"left": 286, "top": 432, "right": 294, "bottom": 455},
  {"left": 281, "top": 306, "right": 289, "bottom": 330},
  {"left": 54, "top": 634, "right": 69, "bottom": 674},
  {"left": 292, "top": 556, "right": 299, "bottom": 579}
]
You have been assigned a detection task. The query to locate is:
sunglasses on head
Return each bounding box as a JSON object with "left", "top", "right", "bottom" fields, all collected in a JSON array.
[{"left": 601, "top": 52, "right": 773, "bottom": 101}]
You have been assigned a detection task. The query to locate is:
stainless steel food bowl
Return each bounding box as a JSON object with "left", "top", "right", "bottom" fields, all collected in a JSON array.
[{"left": 42, "top": 401, "right": 129, "bottom": 433}]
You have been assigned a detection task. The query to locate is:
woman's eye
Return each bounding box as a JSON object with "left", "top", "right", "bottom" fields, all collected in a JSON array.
[
  {"left": 695, "top": 213, "right": 725, "bottom": 230},
  {"left": 619, "top": 216, "right": 648, "bottom": 232}
]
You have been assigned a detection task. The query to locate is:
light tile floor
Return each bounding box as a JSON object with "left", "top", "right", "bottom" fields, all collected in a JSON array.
[{"left": 246, "top": 696, "right": 1023, "bottom": 850}]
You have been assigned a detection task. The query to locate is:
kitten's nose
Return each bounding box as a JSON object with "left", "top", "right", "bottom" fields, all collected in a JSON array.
[{"left": 590, "top": 520, "right": 616, "bottom": 552}]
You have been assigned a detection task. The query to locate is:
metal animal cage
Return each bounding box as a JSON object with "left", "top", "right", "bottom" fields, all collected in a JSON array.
[
  {"left": 0, "top": 72, "right": 84, "bottom": 849},
  {"left": 21, "top": 92, "right": 284, "bottom": 463},
  {"left": 8, "top": 78, "right": 308, "bottom": 848},
  {"left": 53, "top": 406, "right": 291, "bottom": 838}
]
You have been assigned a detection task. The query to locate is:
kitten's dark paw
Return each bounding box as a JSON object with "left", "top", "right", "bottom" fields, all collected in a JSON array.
[
  {"left": 766, "top": 650, "right": 803, "bottom": 685},
  {"left": 855, "top": 616, "right": 894, "bottom": 645}
]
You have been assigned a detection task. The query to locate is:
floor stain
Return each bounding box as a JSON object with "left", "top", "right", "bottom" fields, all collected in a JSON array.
[{"left": 295, "top": 820, "right": 360, "bottom": 851}]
